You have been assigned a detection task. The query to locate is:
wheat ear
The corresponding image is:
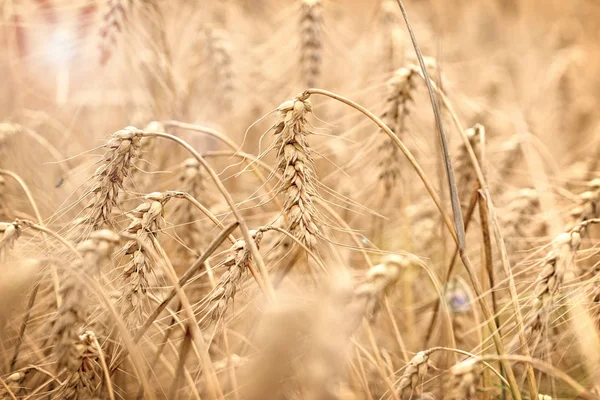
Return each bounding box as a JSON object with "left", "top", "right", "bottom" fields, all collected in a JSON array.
[
  {"left": 120, "top": 192, "right": 170, "bottom": 328},
  {"left": 376, "top": 66, "right": 418, "bottom": 194},
  {"left": 76, "top": 127, "right": 143, "bottom": 236},
  {"left": 299, "top": 0, "right": 323, "bottom": 87},
  {"left": 53, "top": 230, "right": 120, "bottom": 372},
  {"left": 272, "top": 95, "right": 321, "bottom": 250},
  {"left": 209, "top": 229, "right": 264, "bottom": 320},
  {"left": 99, "top": 0, "right": 127, "bottom": 65}
]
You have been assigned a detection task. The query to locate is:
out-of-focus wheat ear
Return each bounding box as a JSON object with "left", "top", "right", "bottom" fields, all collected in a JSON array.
[
  {"left": 53, "top": 230, "right": 120, "bottom": 373},
  {"left": 529, "top": 231, "right": 580, "bottom": 345},
  {"left": 272, "top": 95, "right": 321, "bottom": 251},
  {"left": 75, "top": 127, "right": 143, "bottom": 237},
  {"left": 567, "top": 179, "right": 600, "bottom": 300},
  {"left": 33, "top": 0, "right": 58, "bottom": 25},
  {"left": 76, "top": 2, "right": 98, "bottom": 41},
  {"left": 209, "top": 229, "right": 263, "bottom": 321},
  {"left": 299, "top": 0, "right": 323, "bottom": 88},
  {"left": 492, "top": 134, "right": 521, "bottom": 194},
  {"left": 179, "top": 158, "right": 211, "bottom": 203},
  {"left": 448, "top": 359, "right": 479, "bottom": 400},
  {"left": 501, "top": 188, "right": 544, "bottom": 265},
  {"left": 205, "top": 27, "right": 235, "bottom": 111},
  {"left": 351, "top": 255, "right": 408, "bottom": 327},
  {"left": 0, "top": 221, "right": 22, "bottom": 257},
  {"left": 455, "top": 124, "right": 483, "bottom": 207},
  {"left": 380, "top": 0, "right": 405, "bottom": 72},
  {"left": 0, "top": 371, "right": 25, "bottom": 398},
  {"left": 0, "top": 122, "right": 20, "bottom": 151},
  {"left": 376, "top": 66, "right": 418, "bottom": 195},
  {"left": 138, "top": 0, "right": 177, "bottom": 119},
  {"left": 569, "top": 178, "right": 600, "bottom": 229},
  {"left": 55, "top": 330, "right": 108, "bottom": 400},
  {"left": 396, "top": 350, "right": 433, "bottom": 398},
  {"left": 128, "top": 121, "right": 164, "bottom": 191},
  {"left": 99, "top": 0, "right": 128, "bottom": 65}
]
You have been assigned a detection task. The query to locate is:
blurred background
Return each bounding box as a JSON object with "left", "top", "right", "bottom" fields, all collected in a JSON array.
[{"left": 1, "top": 1, "right": 600, "bottom": 398}]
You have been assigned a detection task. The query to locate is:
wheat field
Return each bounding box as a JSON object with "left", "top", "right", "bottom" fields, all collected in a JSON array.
[{"left": 1, "top": 0, "right": 600, "bottom": 399}]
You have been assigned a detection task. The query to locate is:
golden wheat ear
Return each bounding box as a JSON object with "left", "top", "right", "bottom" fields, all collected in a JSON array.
[
  {"left": 74, "top": 127, "right": 143, "bottom": 238},
  {"left": 99, "top": 0, "right": 128, "bottom": 65},
  {"left": 272, "top": 96, "right": 321, "bottom": 250},
  {"left": 299, "top": 0, "right": 323, "bottom": 88}
]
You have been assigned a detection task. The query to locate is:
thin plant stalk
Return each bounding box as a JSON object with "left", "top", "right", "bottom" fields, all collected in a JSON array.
[
  {"left": 302, "top": 88, "right": 457, "bottom": 243},
  {"left": 424, "top": 185, "right": 478, "bottom": 346},
  {"left": 300, "top": 89, "right": 519, "bottom": 396},
  {"left": 426, "top": 77, "right": 538, "bottom": 396},
  {"left": 163, "top": 120, "right": 284, "bottom": 210},
  {"left": 135, "top": 222, "right": 239, "bottom": 342},
  {"left": 140, "top": 131, "right": 276, "bottom": 301}
]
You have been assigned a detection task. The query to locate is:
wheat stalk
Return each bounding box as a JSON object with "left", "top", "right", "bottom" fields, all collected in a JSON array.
[
  {"left": 455, "top": 124, "right": 483, "bottom": 205},
  {"left": 53, "top": 230, "right": 119, "bottom": 372},
  {"left": 170, "top": 158, "right": 215, "bottom": 263}
]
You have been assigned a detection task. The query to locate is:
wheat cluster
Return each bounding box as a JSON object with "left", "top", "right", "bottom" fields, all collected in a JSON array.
[{"left": 1, "top": 1, "right": 600, "bottom": 399}]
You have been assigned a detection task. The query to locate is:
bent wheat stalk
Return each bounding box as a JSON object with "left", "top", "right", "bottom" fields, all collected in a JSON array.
[
  {"left": 301, "top": 88, "right": 457, "bottom": 244},
  {"left": 139, "top": 129, "right": 276, "bottom": 300}
]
